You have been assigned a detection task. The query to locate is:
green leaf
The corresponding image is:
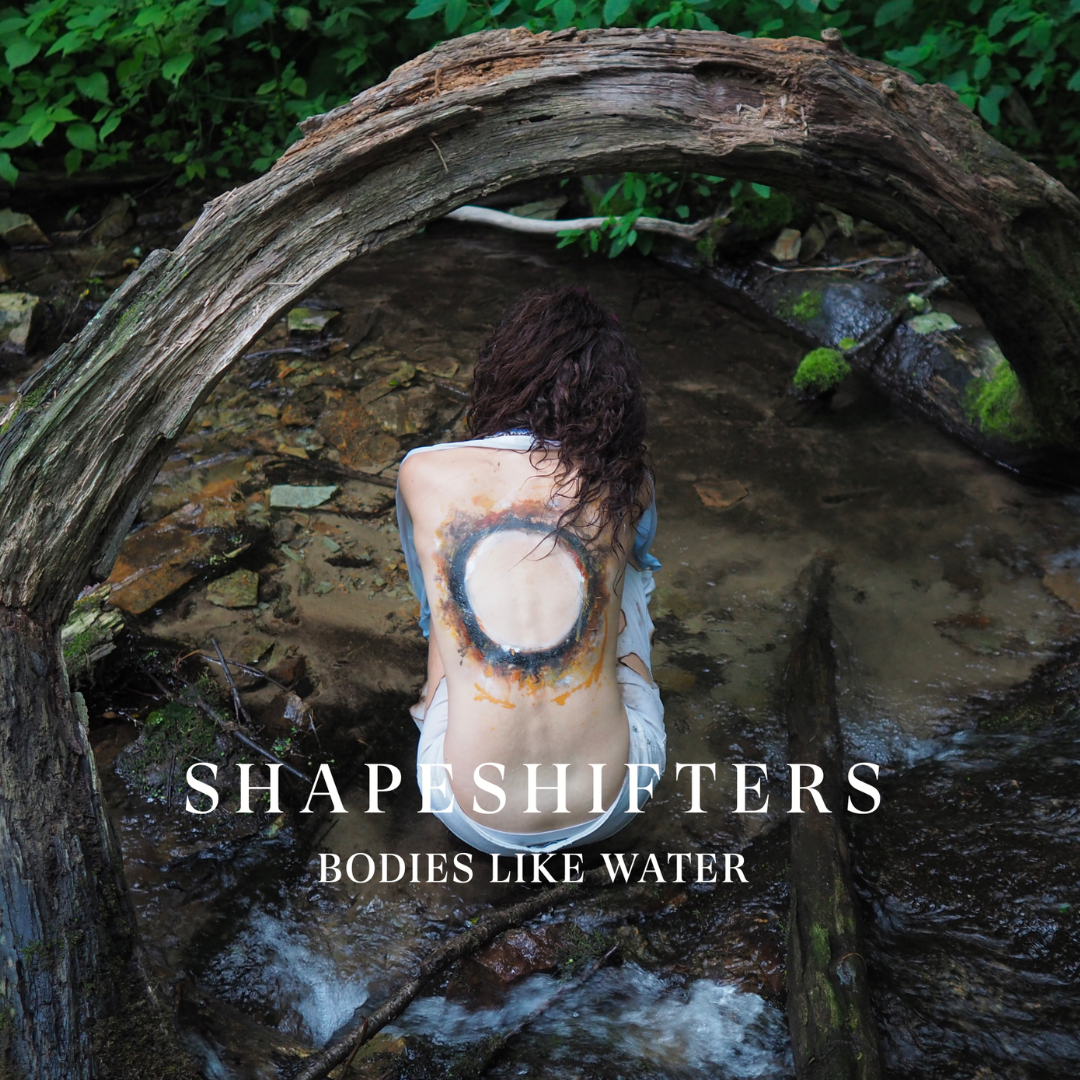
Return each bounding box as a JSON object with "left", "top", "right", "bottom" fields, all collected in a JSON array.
[
  {"left": 407, "top": 0, "right": 447, "bottom": 17},
  {"left": 603, "top": 0, "right": 631, "bottom": 23},
  {"left": 978, "top": 83, "right": 1010, "bottom": 125},
  {"left": 162, "top": 52, "right": 194, "bottom": 84},
  {"left": 99, "top": 112, "right": 122, "bottom": 140},
  {"left": 1067, "top": 69, "right": 1080, "bottom": 92},
  {"left": 5, "top": 35, "right": 41, "bottom": 69},
  {"left": 66, "top": 122, "right": 97, "bottom": 151},
  {"left": 64, "top": 147, "right": 84, "bottom": 174},
  {"left": 283, "top": 5, "right": 312, "bottom": 30},
  {"left": 0, "top": 152, "right": 18, "bottom": 187},
  {"left": 751, "top": 182, "right": 771, "bottom": 198},
  {"left": 75, "top": 72, "right": 111, "bottom": 103},
  {"left": 553, "top": 0, "right": 576, "bottom": 28},
  {"left": 874, "top": 0, "right": 912, "bottom": 27},
  {"left": 233, "top": 0, "right": 274, "bottom": 37},
  {"left": 490, "top": 0, "right": 511, "bottom": 13},
  {"left": 444, "top": 0, "right": 467, "bottom": 29},
  {"left": 972, "top": 54, "right": 990, "bottom": 81},
  {"left": 0, "top": 126, "right": 32, "bottom": 150},
  {"left": 45, "top": 30, "right": 88, "bottom": 57}
]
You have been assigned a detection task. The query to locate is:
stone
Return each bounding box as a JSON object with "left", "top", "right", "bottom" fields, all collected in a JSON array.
[
  {"left": 471, "top": 926, "right": 560, "bottom": 987},
  {"left": 269, "top": 484, "right": 337, "bottom": 509},
  {"left": 287, "top": 307, "right": 340, "bottom": 333},
  {"left": 798, "top": 222, "right": 827, "bottom": 262},
  {"left": 271, "top": 518, "right": 299, "bottom": 544},
  {"left": 268, "top": 654, "right": 306, "bottom": 686},
  {"left": 769, "top": 227, "right": 802, "bottom": 262},
  {"left": 236, "top": 636, "right": 274, "bottom": 664},
  {"left": 90, "top": 197, "right": 134, "bottom": 243},
  {"left": 280, "top": 402, "right": 313, "bottom": 427},
  {"left": 0, "top": 292, "right": 44, "bottom": 354},
  {"left": 695, "top": 480, "right": 749, "bottom": 509},
  {"left": 1043, "top": 569, "right": 1080, "bottom": 613},
  {"left": 337, "top": 480, "right": 394, "bottom": 515},
  {"left": 0, "top": 208, "right": 49, "bottom": 246},
  {"left": 364, "top": 384, "right": 440, "bottom": 435},
  {"left": 508, "top": 196, "right": 567, "bottom": 219},
  {"left": 207, "top": 569, "right": 259, "bottom": 608},
  {"left": 359, "top": 362, "right": 416, "bottom": 406},
  {"left": 908, "top": 310, "right": 961, "bottom": 334},
  {"left": 318, "top": 399, "right": 400, "bottom": 472}
]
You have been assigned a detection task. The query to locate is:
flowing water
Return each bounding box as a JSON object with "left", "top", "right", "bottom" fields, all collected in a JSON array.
[{"left": 75, "top": 222, "right": 1080, "bottom": 1078}]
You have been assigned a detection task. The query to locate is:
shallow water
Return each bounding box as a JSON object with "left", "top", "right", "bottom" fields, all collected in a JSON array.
[{"left": 88, "top": 223, "right": 1080, "bottom": 1077}]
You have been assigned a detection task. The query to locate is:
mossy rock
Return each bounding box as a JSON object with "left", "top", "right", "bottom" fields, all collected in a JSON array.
[
  {"left": 963, "top": 358, "right": 1043, "bottom": 445},
  {"left": 792, "top": 348, "right": 851, "bottom": 399}
]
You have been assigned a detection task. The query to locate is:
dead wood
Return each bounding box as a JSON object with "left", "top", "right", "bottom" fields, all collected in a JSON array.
[{"left": 782, "top": 558, "right": 881, "bottom": 1080}]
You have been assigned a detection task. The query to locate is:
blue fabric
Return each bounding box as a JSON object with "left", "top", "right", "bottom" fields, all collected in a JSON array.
[{"left": 395, "top": 437, "right": 660, "bottom": 638}]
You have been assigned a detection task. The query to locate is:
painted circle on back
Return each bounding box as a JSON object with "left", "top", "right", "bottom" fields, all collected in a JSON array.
[{"left": 463, "top": 529, "right": 586, "bottom": 651}]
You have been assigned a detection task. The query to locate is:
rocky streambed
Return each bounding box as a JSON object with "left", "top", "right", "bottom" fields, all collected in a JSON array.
[{"left": 3, "top": 210, "right": 1080, "bottom": 1078}]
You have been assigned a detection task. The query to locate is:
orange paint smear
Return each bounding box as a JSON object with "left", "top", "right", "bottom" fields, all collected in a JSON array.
[
  {"left": 473, "top": 683, "right": 516, "bottom": 709},
  {"left": 552, "top": 616, "right": 608, "bottom": 706}
]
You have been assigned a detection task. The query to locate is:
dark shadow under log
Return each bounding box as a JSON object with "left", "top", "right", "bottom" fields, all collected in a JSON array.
[{"left": 783, "top": 560, "right": 881, "bottom": 1080}]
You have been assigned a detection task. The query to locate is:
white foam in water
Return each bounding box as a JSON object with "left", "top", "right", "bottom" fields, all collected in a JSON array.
[
  {"left": 236, "top": 910, "right": 370, "bottom": 1047},
  {"left": 388, "top": 963, "right": 791, "bottom": 1078}
]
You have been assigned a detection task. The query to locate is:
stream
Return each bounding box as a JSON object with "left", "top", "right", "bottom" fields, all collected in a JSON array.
[{"left": 41, "top": 222, "right": 1080, "bottom": 1078}]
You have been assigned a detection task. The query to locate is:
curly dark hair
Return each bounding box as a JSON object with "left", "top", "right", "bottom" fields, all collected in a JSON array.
[{"left": 466, "top": 285, "right": 650, "bottom": 553}]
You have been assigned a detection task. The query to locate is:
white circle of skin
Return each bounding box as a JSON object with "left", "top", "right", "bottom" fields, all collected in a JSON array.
[{"left": 464, "top": 529, "right": 586, "bottom": 652}]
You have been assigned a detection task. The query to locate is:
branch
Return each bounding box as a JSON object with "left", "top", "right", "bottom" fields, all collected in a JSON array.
[
  {"left": 444, "top": 205, "right": 723, "bottom": 240},
  {"left": 291, "top": 867, "right": 610, "bottom": 1080}
]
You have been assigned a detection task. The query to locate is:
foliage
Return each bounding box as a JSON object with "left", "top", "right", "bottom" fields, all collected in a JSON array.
[
  {"left": 1, "top": 0, "right": 1079, "bottom": 198},
  {"left": 792, "top": 346, "right": 851, "bottom": 396},
  {"left": 963, "top": 357, "right": 1042, "bottom": 441},
  {"left": 779, "top": 289, "right": 825, "bottom": 322}
]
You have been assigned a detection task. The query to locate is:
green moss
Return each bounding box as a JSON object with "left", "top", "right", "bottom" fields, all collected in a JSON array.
[
  {"left": 778, "top": 289, "right": 824, "bottom": 323},
  {"left": 730, "top": 188, "right": 795, "bottom": 241},
  {"left": 963, "top": 360, "right": 1042, "bottom": 444},
  {"left": 838, "top": 336, "right": 858, "bottom": 351},
  {"left": 0, "top": 385, "right": 48, "bottom": 436},
  {"left": 808, "top": 923, "right": 831, "bottom": 968},
  {"left": 793, "top": 348, "right": 851, "bottom": 397}
]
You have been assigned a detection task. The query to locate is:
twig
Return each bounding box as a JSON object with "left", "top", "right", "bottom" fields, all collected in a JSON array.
[
  {"left": 175, "top": 649, "right": 292, "bottom": 693},
  {"left": 754, "top": 253, "right": 920, "bottom": 274},
  {"left": 212, "top": 637, "right": 256, "bottom": 730},
  {"left": 292, "top": 868, "right": 611, "bottom": 1080},
  {"left": 241, "top": 343, "right": 337, "bottom": 361},
  {"left": 847, "top": 275, "right": 949, "bottom": 359},
  {"left": 445, "top": 204, "right": 725, "bottom": 241}
]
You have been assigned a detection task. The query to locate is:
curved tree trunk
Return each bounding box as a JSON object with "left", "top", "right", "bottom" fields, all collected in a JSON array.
[{"left": 1, "top": 25, "right": 1079, "bottom": 1076}]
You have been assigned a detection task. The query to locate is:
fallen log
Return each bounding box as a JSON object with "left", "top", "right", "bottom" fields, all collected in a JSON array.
[
  {"left": 3, "top": 25, "right": 1080, "bottom": 1078},
  {"left": 783, "top": 559, "right": 881, "bottom": 1080}
]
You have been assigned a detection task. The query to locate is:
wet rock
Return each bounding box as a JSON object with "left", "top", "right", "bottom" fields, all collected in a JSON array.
[
  {"left": 279, "top": 402, "right": 313, "bottom": 427},
  {"left": 0, "top": 208, "right": 49, "bottom": 247},
  {"left": 909, "top": 310, "right": 961, "bottom": 334},
  {"left": 798, "top": 222, "right": 827, "bottom": 263},
  {"left": 768, "top": 227, "right": 801, "bottom": 262},
  {"left": 235, "top": 635, "right": 274, "bottom": 664},
  {"left": 268, "top": 654, "right": 306, "bottom": 686},
  {"left": 694, "top": 480, "right": 749, "bottom": 510},
  {"left": 287, "top": 307, "right": 339, "bottom": 333},
  {"left": 337, "top": 480, "right": 394, "bottom": 516},
  {"left": 319, "top": 400, "right": 400, "bottom": 472},
  {"left": 269, "top": 484, "right": 337, "bottom": 509},
  {"left": 271, "top": 518, "right": 299, "bottom": 543},
  {"left": 207, "top": 569, "right": 259, "bottom": 609},
  {"left": 359, "top": 361, "right": 416, "bottom": 406},
  {"left": 365, "top": 384, "right": 441, "bottom": 435},
  {"left": 1041, "top": 549, "right": 1080, "bottom": 612},
  {"left": 90, "top": 196, "right": 134, "bottom": 243},
  {"left": 107, "top": 504, "right": 228, "bottom": 615},
  {"left": 0, "top": 292, "right": 44, "bottom": 354}
]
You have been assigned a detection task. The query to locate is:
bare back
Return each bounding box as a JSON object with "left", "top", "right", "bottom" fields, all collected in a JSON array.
[{"left": 398, "top": 443, "right": 630, "bottom": 831}]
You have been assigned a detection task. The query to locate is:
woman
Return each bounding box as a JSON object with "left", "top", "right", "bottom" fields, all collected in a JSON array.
[{"left": 395, "top": 286, "right": 664, "bottom": 854}]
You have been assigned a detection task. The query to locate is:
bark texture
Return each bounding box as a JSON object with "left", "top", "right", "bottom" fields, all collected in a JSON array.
[
  {"left": 1, "top": 26, "right": 1078, "bottom": 1075},
  {"left": 0, "top": 609, "right": 194, "bottom": 1079},
  {"left": 783, "top": 560, "right": 881, "bottom": 1080}
]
